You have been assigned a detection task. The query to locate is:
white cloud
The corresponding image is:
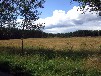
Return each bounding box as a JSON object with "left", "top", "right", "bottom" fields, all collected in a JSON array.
[{"left": 36, "top": 6, "right": 101, "bottom": 33}]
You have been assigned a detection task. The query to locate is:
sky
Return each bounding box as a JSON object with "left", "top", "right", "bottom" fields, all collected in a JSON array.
[
  {"left": 23, "top": 0, "right": 101, "bottom": 33},
  {"left": 38, "top": 0, "right": 79, "bottom": 18}
]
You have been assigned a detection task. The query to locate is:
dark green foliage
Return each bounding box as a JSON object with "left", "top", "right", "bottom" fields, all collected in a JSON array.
[
  {"left": 70, "top": 30, "right": 101, "bottom": 37},
  {"left": 0, "top": 27, "right": 45, "bottom": 39},
  {"left": 45, "top": 30, "right": 101, "bottom": 38},
  {"left": 1, "top": 29, "right": 101, "bottom": 39}
]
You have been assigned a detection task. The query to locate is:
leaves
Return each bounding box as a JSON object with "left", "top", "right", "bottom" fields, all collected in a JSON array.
[
  {"left": 0, "top": 0, "right": 45, "bottom": 29},
  {"left": 73, "top": 0, "right": 101, "bottom": 11}
]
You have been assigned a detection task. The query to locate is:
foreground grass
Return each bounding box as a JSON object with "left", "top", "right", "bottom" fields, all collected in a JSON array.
[
  {"left": 0, "top": 37, "right": 101, "bottom": 76},
  {"left": 0, "top": 46, "right": 101, "bottom": 76}
]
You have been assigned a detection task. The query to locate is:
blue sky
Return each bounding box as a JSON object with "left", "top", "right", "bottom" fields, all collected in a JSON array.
[
  {"left": 36, "top": 0, "right": 101, "bottom": 33},
  {"left": 39, "top": 0, "right": 79, "bottom": 18}
]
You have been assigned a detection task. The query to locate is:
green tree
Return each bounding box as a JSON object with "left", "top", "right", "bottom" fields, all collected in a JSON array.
[
  {"left": 15, "top": 0, "right": 45, "bottom": 53},
  {"left": 0, "top": 0, "right": 17, "bottom": 28},
  {"left": 72, "top": 0, "right": 101, "bottom": 12},
  {"left": 0, "top": 0, "right": 45, "bottom": 54}
]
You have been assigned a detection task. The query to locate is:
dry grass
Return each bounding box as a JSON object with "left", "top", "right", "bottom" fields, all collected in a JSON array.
[
  {"left": 84, "top": 55, "right": 101, "bottom": 70},
  {"left": 0, "top": 37, "right": 101, "bottom": 51}
]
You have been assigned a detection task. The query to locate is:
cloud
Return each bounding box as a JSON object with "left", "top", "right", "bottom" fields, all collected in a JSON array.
[{"left": 36, "top": 6, "right": 101, "bottom": 33}]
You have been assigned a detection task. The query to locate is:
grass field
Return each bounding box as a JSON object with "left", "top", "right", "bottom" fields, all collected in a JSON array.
[
  {"left": 0, "top": 37, "right": 101, "bottom": 76},
  {"left": 0, "top": 37, "right": 101, "bottom": 51}
]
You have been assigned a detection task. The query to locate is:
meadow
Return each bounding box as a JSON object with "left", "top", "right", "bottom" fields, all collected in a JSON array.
[{"left": 0, "top": 37, "right": 101, "bottom": 76}]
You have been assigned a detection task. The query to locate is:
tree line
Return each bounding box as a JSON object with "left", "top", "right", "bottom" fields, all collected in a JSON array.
[
  {"left": 0, "top": 27, "right": 46, "bottom": 39},
  {"left": 0, "top": 27, "right": 101, "bottom": 40},
  {"left": 52, "top": 30, "right": 101, "bottom": 38}
]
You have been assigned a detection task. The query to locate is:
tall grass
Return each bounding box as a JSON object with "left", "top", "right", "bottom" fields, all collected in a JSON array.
[
  {"left": 0, "top": 37, "right": 101, "bottom": 76},
  {"left": 0, "top": 37, "right": 101, "bottom": 51}
]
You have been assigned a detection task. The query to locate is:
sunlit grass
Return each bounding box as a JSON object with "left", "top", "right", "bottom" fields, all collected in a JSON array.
[
  {"left": 0, "top": 37, "right": 101, "bottom": 51},
  {"left": 0, "top": 37, "right": 101, "bottom": 75}
]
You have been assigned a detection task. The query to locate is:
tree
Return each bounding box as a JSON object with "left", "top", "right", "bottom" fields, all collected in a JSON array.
[
  {"left": 15, "top": 0, "right": 45, "bottom": 54},
  {"left": 0, "top": 0, "right": 45, "bottom": 54},
  {"left": 0, "top": 0, "right": 17, "bottom": 29},
  {"left": 72, "top": 0, "right": 101, "bottom": 15}
]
